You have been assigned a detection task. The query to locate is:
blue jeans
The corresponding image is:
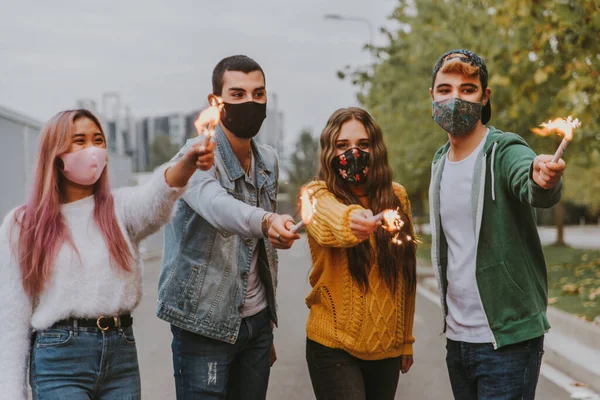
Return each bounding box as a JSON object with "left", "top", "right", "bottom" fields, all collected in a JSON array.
[
  {"left": 30, "top": 324, "right": 141, "bottom": 399},
  {"left": 446, "top": 336, "right": 545, "bottom": 400},
  {"left": 170, "top": 308, "right": 273, "bottom": 400}
]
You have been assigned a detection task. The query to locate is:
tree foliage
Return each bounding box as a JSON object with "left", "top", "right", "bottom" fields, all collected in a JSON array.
[
  {"left": 286, "top": 129, "right": 320, "bottom": 206},
  {"left": 148, "top": 132, "right": 180, "bottom": 171},
  {"left": 347, "top": 0, "right": 600, "bottom": 215}
]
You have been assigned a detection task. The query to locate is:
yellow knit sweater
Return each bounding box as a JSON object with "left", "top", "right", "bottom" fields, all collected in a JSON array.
[{"left": 304, "top": 180, "right": 416, "bottom": 360}]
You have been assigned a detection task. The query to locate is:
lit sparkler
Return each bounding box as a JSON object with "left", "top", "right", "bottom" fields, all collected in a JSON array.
[
  {"left": 531, "top": 116, "right": 581, "bottom": 163},
  {"left": 194, "top": 94, "right": 224, "bottom": 147},
  {"left": 373, "top": 208, "right": 407, "bottom": 245},
  {"left": 290, "top": 188, "right": 317, "bottom": 233}
]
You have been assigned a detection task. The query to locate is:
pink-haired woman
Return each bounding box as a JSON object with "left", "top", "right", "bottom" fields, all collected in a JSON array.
[{"left": 0, "top": 109, "right": 215, "bottom": 400}]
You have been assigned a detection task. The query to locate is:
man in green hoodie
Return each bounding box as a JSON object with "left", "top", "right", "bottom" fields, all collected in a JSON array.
[{"left": 428, "top": 49, "right": 566, "bottom": 400}]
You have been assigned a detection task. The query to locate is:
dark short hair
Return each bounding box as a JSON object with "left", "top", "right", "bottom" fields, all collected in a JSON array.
[
  {"left": 431, "top": 49, "right": 491, "bottom": 124},
  {"left": 212, "top": 55, "right": 265, "bottom": 96}
]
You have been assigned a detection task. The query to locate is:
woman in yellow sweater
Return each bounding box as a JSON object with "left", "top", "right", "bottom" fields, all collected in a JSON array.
[{"left": 304, "top": 107, "right": 417, "bottom": 400}]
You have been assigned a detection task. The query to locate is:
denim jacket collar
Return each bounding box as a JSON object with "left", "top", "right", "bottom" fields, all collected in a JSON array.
[{"left": 215, "top": 125, "right": 272, "bottom": 189}]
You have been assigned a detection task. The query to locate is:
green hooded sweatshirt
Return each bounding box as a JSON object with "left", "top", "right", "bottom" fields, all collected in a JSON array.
[{"left": 429, "top": 126, "right": 562, "bottom": 349}]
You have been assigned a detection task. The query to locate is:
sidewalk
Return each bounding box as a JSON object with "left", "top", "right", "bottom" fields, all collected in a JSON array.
[
  {"left": 417, "top": 263, "right": 600, "bottom": 398},
  {"left": 416, "top": 224, "right": 600, "bottom": 250}
]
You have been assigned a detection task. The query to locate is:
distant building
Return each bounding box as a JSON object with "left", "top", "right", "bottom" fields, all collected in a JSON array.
[
  {"left": 135, "top": 112, "right": 189, "bottom": 172},
  {"left": 0, "top": 105, "right": 43, "bottom": 218}
]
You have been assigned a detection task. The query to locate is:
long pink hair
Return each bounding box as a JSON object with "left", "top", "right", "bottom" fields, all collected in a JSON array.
[{"left": 14, "top": 109, "right": 133, "bottom": 299}]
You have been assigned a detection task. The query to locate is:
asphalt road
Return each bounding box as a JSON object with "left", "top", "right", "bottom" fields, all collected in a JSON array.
[{"left": 134, "top": 235, "right": 573, "bottom": 399}]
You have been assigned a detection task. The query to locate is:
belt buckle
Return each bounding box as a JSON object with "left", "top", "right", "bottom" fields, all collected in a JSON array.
[{"left": 96, "top": 316, "right": 110, "bottom": 331}]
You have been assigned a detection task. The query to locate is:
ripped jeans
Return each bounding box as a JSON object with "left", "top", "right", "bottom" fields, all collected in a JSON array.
[{"left": 170, "top": 308, "right": 273, "bottom": 400}]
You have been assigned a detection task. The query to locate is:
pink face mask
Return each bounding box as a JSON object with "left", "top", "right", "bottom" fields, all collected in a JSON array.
[{"left": 59, "top": 146, "right": 107, "bottom": 186}]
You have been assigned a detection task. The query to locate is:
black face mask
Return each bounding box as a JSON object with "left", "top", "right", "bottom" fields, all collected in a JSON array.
[
  {"left": 332, "top": 147, "right": 370, "bottom": 185},
  {"left": 221, "top": 101, "right": 267, "bottom": 139}
]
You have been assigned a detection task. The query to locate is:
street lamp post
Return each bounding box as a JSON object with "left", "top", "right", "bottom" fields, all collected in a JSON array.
[{"left": 324, "top": 13, "right": 374, "bottom": 65}]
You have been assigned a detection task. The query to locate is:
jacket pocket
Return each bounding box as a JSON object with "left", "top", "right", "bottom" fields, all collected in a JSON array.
[{"left": 476, "top": 261, "right": 528, "bottom": 330}]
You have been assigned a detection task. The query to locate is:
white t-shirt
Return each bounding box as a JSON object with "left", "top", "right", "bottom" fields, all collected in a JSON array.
[
  {"left": 241, "top": 152, "right": 267, "bottom": 318},
  {"left": 440, "top": 131, "right": 493, "bottom": 343}
]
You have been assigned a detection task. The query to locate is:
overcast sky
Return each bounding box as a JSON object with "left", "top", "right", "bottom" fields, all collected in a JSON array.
[{"left": 0, "top": 0, "right": 400, "bottom": 153}]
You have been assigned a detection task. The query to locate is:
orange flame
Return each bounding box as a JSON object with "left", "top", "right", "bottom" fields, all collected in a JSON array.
[
  {"left": 531, "top": 116, "right": 581, "bottom": 141},
  {"left": 194, "top": 95, "right": 224, "bottom": 142},
  {"left": 300, "top": 188, "right": 317, "bottom": 225}
]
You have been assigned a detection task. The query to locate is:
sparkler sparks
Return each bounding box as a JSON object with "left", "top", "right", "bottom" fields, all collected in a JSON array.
[
  {"left": 531, "top": 116, "right": 581, "bottom": 163},
  {"left": 194, "top": 95, "right": 224, "bottom": 147},
  {"left": 373, "top": 208, "right": 411, "bottom": 246},
  {"left": 291, "top": 188, "right": 317, "bottom": 233}
]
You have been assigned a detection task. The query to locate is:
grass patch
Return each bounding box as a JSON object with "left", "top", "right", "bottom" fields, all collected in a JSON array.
[
  {"left": 416, "top": 234, "right": 600, "bottom": 321},
  {"left": 545, "top": 245, "right": 600, "bottom": 321}
]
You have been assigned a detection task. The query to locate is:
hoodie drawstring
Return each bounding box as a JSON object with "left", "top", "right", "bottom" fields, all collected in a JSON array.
[{"left": 491, "top": 142, "right": 498, "bottom": 201}]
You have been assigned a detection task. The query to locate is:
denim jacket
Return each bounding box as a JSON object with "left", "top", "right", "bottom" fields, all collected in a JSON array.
[{"left": 157, "top": 126, "right": 279, "bottom": 344}]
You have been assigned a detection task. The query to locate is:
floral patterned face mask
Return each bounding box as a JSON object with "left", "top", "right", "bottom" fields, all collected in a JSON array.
[
  {"left": 332, "top": 147, "right": 370, "bottom": 185},
  {"left": 432, "top": 97, "right": 482, "bottom": 137}
]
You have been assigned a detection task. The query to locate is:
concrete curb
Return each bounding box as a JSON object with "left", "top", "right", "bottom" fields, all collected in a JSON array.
[{"left": 418, "top": 274, "right": 600, "bottom": 393}]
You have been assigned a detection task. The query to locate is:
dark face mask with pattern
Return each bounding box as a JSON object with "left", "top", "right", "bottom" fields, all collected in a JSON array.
[
  {"left": 432, "top": 97, "right": 482, "bottom": 137},
  {"left": 332, "top": 147, "right": 370, "bottom": 185}
]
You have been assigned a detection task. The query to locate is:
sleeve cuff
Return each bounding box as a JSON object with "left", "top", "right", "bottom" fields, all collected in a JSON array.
[
  {"left": 402, "top": 342, "right": 414, "bottom": 355},
  {"left": 157, "top": 163, "right": 188, "bottom": 194},
  {"left": 249, "top": 209, "right": 269, "bottom": 238}
]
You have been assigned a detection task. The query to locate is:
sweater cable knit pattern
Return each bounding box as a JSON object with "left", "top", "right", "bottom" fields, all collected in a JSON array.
[{"left": 305, "top": 180, "right": 416, "bottom": 360}]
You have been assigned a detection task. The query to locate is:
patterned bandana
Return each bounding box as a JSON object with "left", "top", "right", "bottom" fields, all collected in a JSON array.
[
  {"left": 432, "top": 98, "right": 482, "bottom": 137},
  {"left": 332, "top": 147, "right": 370, "bottom": 185}
]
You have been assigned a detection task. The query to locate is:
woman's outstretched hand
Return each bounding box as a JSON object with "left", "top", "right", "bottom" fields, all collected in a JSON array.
[
  {"left": 165, "top": 141, "right": 216, "bottom": 188},
  {"left": 350, "top": 209, "right": 380, "bottom": 242}
]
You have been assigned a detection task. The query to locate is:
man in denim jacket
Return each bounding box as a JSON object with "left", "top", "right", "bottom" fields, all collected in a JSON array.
[{"left": 157, "top": 55, "right": 300, "bottom": 400}]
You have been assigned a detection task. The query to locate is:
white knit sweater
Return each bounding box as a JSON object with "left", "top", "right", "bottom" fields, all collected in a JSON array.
[{"left": 0, "top": 166, "right": 186, "bottom": 399}]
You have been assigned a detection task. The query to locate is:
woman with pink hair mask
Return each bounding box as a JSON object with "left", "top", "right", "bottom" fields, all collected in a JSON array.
[{"left": 0, "top": 109, "right": 215, "bottom": 399}]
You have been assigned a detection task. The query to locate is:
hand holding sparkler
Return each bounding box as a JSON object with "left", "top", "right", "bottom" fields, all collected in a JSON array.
[
  {"left": 531, "top": 116, "right": 579, "bottom": 189},
  {"left": 267, "top": 214, "right": 300, "bottom": 250},
  {"left": 194, "top": 95, "right": 224, "bottom": 147},
  {"left": 350, "top": 209, "right": 380, "bottom": 242},
  {"left": 164, "top": 139, "right": 215, "bottom": 187},
  {"left": 532, "top": 155, "right": 565, "bottom": 189}
]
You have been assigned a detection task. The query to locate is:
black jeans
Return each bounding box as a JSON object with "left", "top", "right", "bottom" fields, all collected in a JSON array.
[
  {"left": 446, "top": 336, "right": 545, "bottom": 400},
  {"left": 306, "top": 338, "right": 402, "bottom": 400}
]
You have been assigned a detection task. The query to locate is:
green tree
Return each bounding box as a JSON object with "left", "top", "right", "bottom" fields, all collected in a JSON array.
[
  {"left": 286, "top": 129, "right": 320, "bottom": 213},
  {"left": 147, "top": 132, "right": 180, "bottom": 171},
  {"left": 344, "top": 0, "right": 600, "bottom": 244}
]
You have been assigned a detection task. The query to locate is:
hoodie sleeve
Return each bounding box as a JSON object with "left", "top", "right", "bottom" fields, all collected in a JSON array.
[
  {"left": 496, "top": 134, "right": 562, "bottom": 208},
  {"left": 0, "top": 211, "right": 33, "bottom": 400}
]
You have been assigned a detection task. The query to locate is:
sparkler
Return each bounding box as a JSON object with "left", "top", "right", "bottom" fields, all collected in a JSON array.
[
  {"left": 531, "top": 116, "right": 581, "bottom": 163},
  {"left": 194, "top": 94, "right": 224, "bottom": 147},
  {"left": 290, "top": 188, "right": 317, "bottom": 233},
  {"left": 372, "top": 209, "right": 407, "bottom": 245}
]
